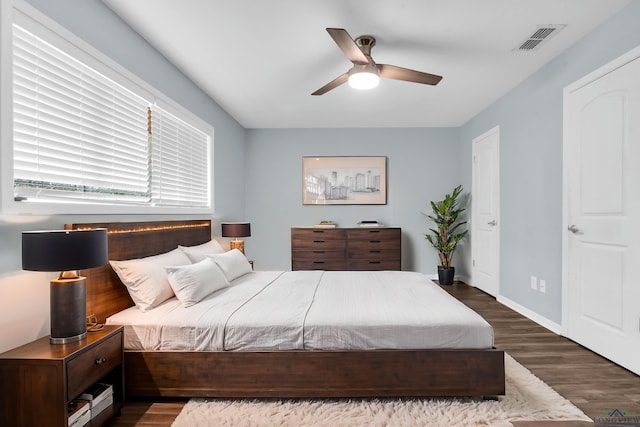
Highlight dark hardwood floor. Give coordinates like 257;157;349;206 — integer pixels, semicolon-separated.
443;282;640;420
107;282;640;426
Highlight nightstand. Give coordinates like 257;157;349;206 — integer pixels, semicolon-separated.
0;325;124;427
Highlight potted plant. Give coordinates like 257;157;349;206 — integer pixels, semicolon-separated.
424;185;468;285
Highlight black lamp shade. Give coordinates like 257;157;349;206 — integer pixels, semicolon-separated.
21;228;108;344
221;222;251;238
22;228;108;272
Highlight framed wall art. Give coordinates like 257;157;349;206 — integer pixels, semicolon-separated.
302;156;387;205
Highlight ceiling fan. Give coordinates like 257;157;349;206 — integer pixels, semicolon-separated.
312;28;443;96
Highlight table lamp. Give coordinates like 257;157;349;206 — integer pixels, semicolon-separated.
221;222;251;255
22;228;108;344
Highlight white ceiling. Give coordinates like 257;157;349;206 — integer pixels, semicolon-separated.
102;0;630;128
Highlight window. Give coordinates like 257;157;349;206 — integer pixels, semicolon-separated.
150;107;210;207
5;9;212;213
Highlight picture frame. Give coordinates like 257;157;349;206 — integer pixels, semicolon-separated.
302;156;387;205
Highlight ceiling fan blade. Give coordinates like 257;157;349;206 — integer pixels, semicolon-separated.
326;28;369;64
311;73;349;96
378;64;443;86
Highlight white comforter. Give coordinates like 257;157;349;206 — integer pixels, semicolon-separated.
106;270;494;351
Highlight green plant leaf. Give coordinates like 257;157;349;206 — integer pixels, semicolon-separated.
423;185;468;269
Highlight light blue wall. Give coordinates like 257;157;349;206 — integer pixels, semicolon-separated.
244;128;464;273
459;0;640;324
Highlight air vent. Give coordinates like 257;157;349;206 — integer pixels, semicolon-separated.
515;25;565;51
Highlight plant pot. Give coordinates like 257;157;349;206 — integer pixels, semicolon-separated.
437;266;455;285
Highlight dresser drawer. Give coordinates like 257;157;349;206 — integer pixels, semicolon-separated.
347;248;400;260
348;238;400;251
292;238;346;251
292;228;346;240
67;331;122;400
348;259;402;271
293;249;346;260
292;259;348;270
345;228;400;241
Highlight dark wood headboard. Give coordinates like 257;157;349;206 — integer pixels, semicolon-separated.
65;220;212;323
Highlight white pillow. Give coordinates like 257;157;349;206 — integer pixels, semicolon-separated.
110;248;192;312
207;249;253;281
179;240;225;263
165;258;229;307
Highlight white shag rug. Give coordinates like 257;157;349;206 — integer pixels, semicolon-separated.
172;354;591;427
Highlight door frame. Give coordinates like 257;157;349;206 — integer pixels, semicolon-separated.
471;125;500;297
561;44;640;335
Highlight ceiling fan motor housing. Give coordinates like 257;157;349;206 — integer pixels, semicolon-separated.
354;36;376;58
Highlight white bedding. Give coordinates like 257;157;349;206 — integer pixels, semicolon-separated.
106;270;494;351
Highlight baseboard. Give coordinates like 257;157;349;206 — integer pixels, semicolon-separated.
497;295;563;335
457;275;471;284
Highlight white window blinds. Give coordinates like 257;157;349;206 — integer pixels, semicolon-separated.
12;23;211;209
13;24;150;203
150;107;210;207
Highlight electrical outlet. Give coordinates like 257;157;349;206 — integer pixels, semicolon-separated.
539;279;546;293
530;275;537;290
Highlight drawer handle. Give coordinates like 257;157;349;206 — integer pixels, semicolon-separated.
370;240;381;243
313;250;326;253
95;357;107;365
369;261;381;264
313;240;325;243
370;250;381;253
368;230;381;233
313;261;325;264
312;230;325;233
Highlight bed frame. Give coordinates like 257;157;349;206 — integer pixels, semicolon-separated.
67;220;505;399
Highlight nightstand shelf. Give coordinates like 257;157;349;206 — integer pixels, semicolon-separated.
0;325;124;427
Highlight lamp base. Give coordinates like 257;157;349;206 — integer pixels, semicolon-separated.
50;331;87;345
230;239;245;254
50;277;87;345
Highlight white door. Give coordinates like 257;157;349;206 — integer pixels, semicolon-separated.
563;50;640;375
472;126;500;297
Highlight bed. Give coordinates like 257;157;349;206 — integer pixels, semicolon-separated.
67;220;505;399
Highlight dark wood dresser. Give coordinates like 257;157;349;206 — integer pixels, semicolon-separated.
291;227;401;271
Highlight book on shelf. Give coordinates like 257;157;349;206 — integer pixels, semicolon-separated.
357;220;383;227
314;221;336;228
68;399;90;427
79;383;113;419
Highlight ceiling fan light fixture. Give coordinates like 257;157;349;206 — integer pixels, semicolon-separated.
312;28;442;96
348;64;379;90
348;72;379;90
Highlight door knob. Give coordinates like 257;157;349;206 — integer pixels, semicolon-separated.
567;224;582;234
487;220;497;226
